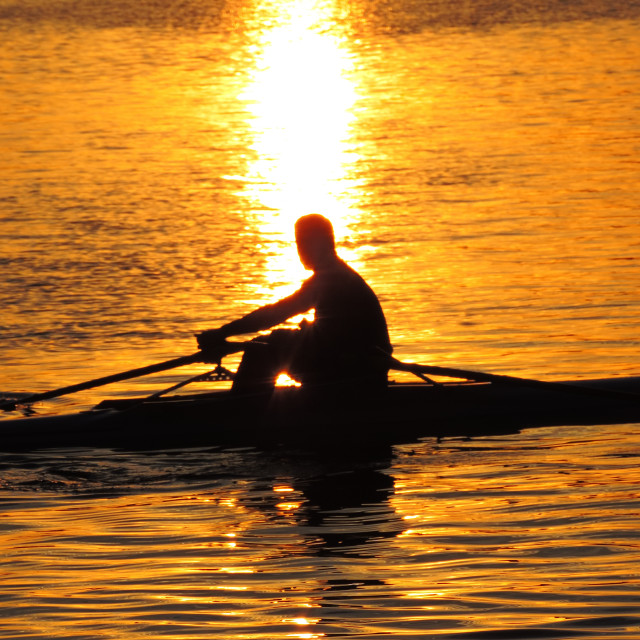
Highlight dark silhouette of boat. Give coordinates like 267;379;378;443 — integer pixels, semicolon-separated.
2;376;639;451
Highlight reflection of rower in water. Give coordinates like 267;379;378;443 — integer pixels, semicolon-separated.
197;214;393;397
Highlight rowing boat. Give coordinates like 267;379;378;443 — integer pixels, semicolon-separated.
2;376;640;451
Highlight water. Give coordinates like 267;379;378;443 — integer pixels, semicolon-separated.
1;426;640;638
1;0;640;637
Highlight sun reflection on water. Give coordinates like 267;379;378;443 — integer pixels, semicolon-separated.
239;0;364;298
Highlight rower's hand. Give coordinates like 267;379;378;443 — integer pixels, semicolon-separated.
196;328;227;362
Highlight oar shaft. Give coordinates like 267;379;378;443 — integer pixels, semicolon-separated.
0;353;204;410
2;339;250;411
390;358;640;402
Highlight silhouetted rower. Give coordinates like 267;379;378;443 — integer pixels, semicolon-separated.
197;214;392;396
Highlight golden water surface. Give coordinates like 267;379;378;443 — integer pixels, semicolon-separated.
1;0;639;410
1;1;640;637
1;425;640;638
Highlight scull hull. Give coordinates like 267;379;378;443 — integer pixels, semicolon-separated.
2;377;640;451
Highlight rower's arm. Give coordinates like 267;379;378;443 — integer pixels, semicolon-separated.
220;284;314;337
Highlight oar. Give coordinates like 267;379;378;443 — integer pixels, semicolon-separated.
0;340;247;411
0;353;203;411
389;357;640;402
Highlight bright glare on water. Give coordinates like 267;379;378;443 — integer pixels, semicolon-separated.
0;0;640;637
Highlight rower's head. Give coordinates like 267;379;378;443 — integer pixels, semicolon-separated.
295;214;337;270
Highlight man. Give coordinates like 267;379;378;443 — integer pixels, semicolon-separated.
197;214;392;396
